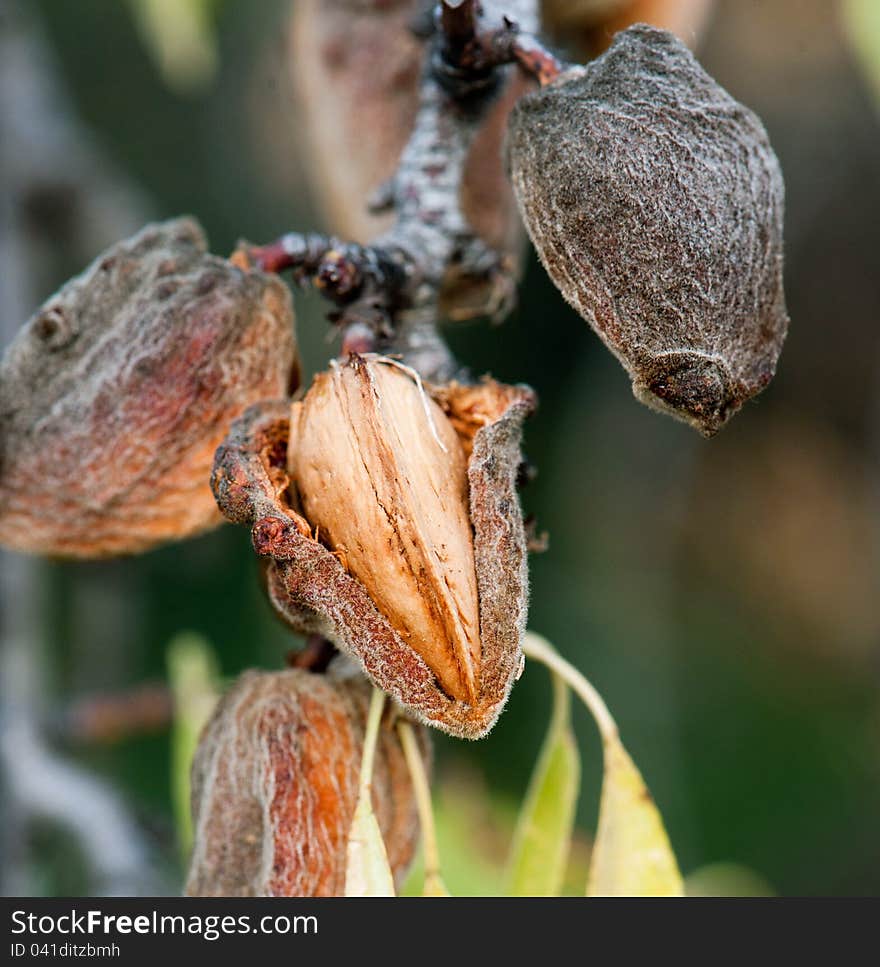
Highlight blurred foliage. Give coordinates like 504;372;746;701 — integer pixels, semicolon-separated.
128;0;223;95
166;633;221;856
685;862;775;898
842;0;880;107
11;0;880;896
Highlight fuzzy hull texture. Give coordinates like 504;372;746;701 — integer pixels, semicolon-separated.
211;372;535;739
0;217;297;557
507;24;788;435
186;664;427;897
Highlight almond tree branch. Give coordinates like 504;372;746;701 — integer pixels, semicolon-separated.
434;0;563;92
439;0;479;49
243;0;562;381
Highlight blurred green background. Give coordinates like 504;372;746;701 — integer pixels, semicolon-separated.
1;0;878;896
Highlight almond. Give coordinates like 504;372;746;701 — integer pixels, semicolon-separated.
289;356;481;704
0;217;298;557
185;663;427;897
506;25;787;435
210;378;536;738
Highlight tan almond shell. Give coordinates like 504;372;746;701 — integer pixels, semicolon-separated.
289;359;482;704
211;376;535;739
185;663;427;897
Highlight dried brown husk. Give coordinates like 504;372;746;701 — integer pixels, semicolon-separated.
506;24;788;436
0;217;298;557
211;365;536;739
185;663;427;897
289;0;526;319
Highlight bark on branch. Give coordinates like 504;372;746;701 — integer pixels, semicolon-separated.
242;1;562;381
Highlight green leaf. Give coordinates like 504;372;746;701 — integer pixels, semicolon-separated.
842;0;880;107
504;670;580;896
166;632;221;858
521;631;683;898
587;735;684;897
128;0;220;95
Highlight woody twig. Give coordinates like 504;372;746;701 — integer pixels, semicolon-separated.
239;1;561;381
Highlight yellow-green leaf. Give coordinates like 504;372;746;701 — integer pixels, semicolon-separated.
344;688;395;897
128;0;219;95
521;632;683;899
344;796;396;897
587;736;684;897
842;0;880;107
504;671;580;896
166;632;220;857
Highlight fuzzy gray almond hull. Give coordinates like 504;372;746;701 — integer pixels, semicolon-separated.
0;217;298;557
506;24;789;436
210;384;535;739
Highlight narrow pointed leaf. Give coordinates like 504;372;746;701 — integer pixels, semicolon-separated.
345;688;395;897
344;796;396;897
505;671;580;896
587;737;684;897
166;632;220;856
522;632;683;899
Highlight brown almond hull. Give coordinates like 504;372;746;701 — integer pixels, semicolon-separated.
211;379;535;739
